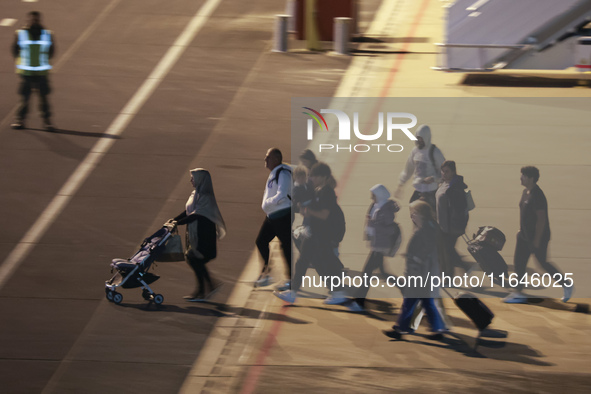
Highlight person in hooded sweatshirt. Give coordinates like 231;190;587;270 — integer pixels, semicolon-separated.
395;125;445;209
349;184;401;312
435;160;472;274
172;169;226;302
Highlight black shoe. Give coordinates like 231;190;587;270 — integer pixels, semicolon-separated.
183;291;205;302
11;120;25;130
43;119;56;132
427;332;444;341
383;329;402;340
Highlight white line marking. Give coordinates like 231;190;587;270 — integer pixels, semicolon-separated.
0;18;17;27
22;0;38;3
0;0;223;290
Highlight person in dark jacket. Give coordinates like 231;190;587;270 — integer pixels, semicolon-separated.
172;168;226;301
435;160;471;274
274;163;346;305
383;200;446;340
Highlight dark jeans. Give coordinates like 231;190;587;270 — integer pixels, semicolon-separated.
438;232;470;274
513;233;562;291
17;75;52;120
293;236;344;292
256;212;292;276
410;190;436;210
395;298;445;333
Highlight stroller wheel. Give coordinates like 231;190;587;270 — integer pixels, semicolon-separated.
113;292;123;304
153;294;164;305
106;290;115;302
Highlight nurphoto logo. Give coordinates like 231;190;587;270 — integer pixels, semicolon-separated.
302;107;418;153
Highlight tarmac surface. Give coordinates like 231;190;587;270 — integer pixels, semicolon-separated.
0;0;590;393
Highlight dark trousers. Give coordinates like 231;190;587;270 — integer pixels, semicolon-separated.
17;75;52;120
396;298;445;333
410;190;436;210
293;236;343;291
256;213;292;276
355;251;385;306
185;249;213;295
513;233;562;291
184;217;217;295
438;232;470;274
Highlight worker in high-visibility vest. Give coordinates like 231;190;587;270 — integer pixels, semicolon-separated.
11;11;56;131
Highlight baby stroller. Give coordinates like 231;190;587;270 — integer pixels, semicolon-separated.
105;222;177;306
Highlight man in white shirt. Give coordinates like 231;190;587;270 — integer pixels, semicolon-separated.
255;148;292;290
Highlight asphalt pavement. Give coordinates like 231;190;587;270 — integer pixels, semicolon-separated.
1;0;590;393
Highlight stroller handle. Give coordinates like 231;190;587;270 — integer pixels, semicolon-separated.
164;220;177;232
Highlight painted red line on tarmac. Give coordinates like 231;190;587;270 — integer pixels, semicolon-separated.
239;305;287;394
239;1;432;392
338;0;431;196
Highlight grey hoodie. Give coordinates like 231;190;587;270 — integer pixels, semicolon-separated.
399;125;445;193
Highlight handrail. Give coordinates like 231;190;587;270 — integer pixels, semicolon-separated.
434;43;533;71
435;43;529;49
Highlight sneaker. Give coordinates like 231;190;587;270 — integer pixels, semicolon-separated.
273;290;296;304
183;293;205;302
11;120;25;130
346;300;364;312
43;118;55;132
562;285;574;303
382;329;402;340
254;274;272;288
323;291;348;305
275;280;291;292
502;291;528;304
427;332;444;341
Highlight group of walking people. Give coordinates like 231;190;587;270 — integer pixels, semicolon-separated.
168;123;572;342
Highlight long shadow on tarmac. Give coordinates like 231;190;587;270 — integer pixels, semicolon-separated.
25;127;122;139
114;301;310;325
408;331;555;367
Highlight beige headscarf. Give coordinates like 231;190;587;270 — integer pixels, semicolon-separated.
185;168;227;240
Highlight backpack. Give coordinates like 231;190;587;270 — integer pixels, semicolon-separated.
473;226;506;251
428;144;438;175
270;166;292;200
328;203;346;244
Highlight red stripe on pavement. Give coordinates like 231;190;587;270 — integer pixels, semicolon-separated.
239;306;287;394
338;0;431;195
239;0;432;392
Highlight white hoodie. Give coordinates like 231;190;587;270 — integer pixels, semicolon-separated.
399;125;445;193
262;164;292;217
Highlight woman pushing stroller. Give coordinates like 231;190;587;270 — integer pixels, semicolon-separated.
171;168;226;302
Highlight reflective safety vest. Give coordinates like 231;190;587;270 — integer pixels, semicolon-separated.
16;29;53;74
